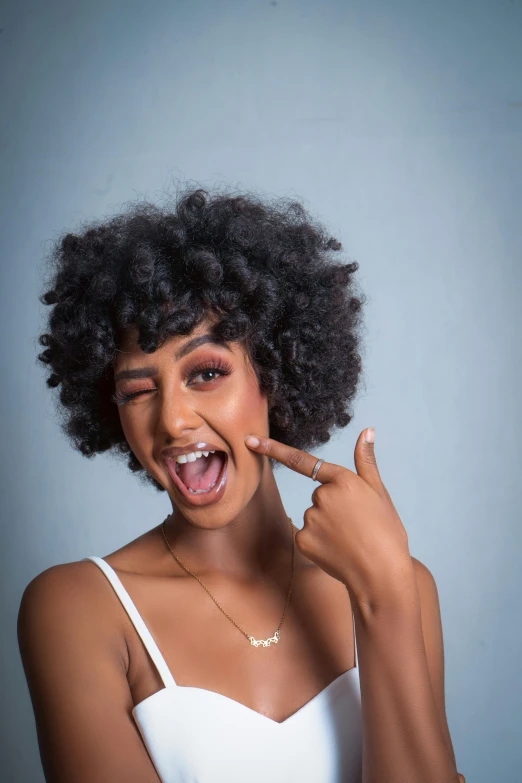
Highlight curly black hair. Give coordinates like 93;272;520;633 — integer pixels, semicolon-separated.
37;186;366;492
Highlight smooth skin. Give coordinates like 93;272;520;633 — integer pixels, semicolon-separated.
18;319;464;782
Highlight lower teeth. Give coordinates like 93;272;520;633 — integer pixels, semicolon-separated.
188;481;217;494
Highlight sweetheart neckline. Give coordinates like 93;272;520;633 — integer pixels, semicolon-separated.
132;665;359;726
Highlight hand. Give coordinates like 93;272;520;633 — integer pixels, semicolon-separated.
245;429;416;613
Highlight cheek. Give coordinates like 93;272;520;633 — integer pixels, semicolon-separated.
214;374;269;435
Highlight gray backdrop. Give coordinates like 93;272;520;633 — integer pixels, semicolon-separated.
1;0;521;780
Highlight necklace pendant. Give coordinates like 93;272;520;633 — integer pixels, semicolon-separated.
248;630;280;647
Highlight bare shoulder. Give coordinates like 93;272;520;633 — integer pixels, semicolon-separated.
410;554;437;583
410;555;444;616
409;556;464;778
17;558;162;781
18;558;128;674
20;558;115;618
17;523;167;674
409;555;445;655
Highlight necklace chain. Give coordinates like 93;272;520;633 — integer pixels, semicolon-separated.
161;515;296;647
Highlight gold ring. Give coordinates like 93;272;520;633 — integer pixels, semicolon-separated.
311;458;324;481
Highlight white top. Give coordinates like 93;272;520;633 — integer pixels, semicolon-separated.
84;555;363;782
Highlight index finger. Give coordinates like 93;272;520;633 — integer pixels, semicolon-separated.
244;435;344;483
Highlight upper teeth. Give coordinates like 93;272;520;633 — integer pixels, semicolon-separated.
170;450;216;464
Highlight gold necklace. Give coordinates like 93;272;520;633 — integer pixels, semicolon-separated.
161;515;296;647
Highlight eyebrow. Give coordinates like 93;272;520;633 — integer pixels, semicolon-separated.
113;334;232;383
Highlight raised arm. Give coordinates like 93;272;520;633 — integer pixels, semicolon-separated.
245;430;465;782
17;562;161;783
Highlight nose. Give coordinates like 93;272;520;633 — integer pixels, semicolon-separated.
155;387;203;442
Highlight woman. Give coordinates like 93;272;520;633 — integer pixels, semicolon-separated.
18;188;465;782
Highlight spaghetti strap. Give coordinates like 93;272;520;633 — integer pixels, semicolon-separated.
352;609;359;670
84;556;176;688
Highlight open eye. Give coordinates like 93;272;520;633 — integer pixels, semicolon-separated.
189;368;225;384
186;359;232;386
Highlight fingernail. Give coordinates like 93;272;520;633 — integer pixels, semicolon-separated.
364;427;375;444
245;435;260;447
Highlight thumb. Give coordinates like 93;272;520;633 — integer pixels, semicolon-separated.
354;428;386;497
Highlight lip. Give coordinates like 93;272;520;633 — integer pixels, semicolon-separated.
160;442;227;460
161;447;229;507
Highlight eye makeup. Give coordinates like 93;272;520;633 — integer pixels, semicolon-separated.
111;355;233;406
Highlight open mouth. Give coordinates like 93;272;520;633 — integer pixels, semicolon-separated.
165;450;229;506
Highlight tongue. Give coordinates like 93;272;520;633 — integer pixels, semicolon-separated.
177;453;225;491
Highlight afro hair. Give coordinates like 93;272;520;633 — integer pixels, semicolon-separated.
37;186;366;492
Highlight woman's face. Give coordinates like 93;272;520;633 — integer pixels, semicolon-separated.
112;318;271;529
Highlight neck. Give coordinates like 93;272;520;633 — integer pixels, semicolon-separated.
163;467;295;581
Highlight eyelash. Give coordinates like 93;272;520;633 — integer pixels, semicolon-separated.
111;359;232;406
